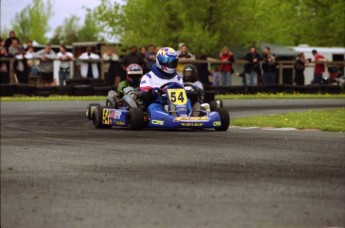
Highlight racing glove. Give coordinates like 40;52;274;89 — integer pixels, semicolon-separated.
141;90;154;105
152;87;163;98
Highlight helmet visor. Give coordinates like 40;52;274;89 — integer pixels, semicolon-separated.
184;70;193;77
165;59;178;69
128;73;142;85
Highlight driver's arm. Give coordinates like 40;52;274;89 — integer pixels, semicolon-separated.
140;74;155;105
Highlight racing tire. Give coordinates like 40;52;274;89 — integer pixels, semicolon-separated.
210;100;219;112
215;108;230;131
92;106;112;129
217;100;223;108
127;107;144;130
86;103;100;120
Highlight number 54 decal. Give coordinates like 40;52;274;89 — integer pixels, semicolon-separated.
167;88;187;105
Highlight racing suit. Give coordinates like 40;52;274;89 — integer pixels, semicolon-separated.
140;64;192;116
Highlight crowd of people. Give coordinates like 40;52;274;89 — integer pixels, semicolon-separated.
1;30;336;88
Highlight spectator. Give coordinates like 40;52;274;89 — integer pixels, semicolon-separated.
103;49;119;76
244;47;262;86
25;46;39;79
311;49;327;84
262;47;277;85
294;53;309;86
121;45;145;69
79;47;100;79
25;40;33;51
57;45;75;86
212;66;221;86
35;44;56;86
139;45;148;72
176;43;195;58
5;31;20;52
145;44;156;72
103;48;120;87
0;46;11;84
13;47;29;84
0;38;5;49
176;43;195;75
219;47;235;86
327;65;341;83
8;38;20;56
196;54;211;86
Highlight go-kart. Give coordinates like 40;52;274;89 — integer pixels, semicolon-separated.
183;82;223;111
86;82;230;131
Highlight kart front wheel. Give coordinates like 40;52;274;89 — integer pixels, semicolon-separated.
86;103;100;120
92;106;112;129
127;108;144;130
210;100;219;112
215;108;230;131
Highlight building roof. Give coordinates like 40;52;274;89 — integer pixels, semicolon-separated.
259;42;298;57
292;45;345;54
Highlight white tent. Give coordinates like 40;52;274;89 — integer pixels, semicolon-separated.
291;45;345;84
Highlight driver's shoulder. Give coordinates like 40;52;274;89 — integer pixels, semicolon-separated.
143;71;154;79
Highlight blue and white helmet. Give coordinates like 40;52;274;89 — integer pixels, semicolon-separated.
156;47;178;74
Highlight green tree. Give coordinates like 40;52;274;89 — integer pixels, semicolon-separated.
49;9;103;45
12;0;53;44
50;15;80;45
232;0;345;47
94;0;345;55
1;26;11;40
94;0;233;54
78;9;103;42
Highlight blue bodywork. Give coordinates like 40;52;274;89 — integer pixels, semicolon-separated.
148;110;221;129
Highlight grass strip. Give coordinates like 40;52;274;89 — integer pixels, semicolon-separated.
231;108;345;132
0;96;105;102
216;93;345;100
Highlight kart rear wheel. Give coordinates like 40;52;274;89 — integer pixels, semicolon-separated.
86;103;100;120
217;100;223;108
215;108;230;131
92;106;112;129
127;107;144;130
210;100;219;112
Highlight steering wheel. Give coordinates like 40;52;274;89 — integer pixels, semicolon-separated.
159;82;177;89
156;82;181;97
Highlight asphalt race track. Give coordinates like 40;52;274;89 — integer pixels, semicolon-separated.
1;99;345;228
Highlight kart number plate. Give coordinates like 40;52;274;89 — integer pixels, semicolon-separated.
102;109;110;124
167;88;187;105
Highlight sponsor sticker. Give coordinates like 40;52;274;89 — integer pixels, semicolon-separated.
109;110;122;120
181;123;203;127
152;120;164;125
213;121;221;126
174;116;209;122
115;121;125;125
